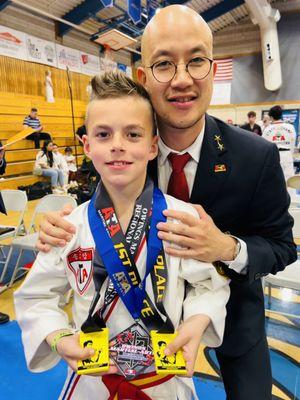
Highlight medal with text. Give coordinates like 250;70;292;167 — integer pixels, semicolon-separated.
77;329;109;375
109;322;154;379
151;331;187;375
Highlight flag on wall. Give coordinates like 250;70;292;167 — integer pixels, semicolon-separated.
214;58;233;82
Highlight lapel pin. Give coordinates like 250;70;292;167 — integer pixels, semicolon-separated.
214;164;227;173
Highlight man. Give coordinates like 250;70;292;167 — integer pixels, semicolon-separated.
0;141;10;324
37;6;296;400
23;108;51;149
263;105;297;181
241;111;262;136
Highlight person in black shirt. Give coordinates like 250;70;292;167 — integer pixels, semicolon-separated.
241;111;262;136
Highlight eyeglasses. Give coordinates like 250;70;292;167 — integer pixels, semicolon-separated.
146;57;214;83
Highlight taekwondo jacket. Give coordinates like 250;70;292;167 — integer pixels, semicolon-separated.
14;194;230;400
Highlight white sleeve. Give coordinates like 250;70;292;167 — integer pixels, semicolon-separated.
179;258;230;348
14;248;71;372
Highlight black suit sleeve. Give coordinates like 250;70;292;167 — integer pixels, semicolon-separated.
238;144;296;284
0;141;6;175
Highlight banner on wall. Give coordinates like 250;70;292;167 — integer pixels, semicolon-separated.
99;57;118;73
0;25;27;61
26;34;57;67
80;52;100;76
211;82;231;105
128;0;141;24
147;0;159;21
56;44;81;73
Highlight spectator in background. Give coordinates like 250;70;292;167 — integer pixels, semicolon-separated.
52;143;69;185
34;140;66;194
0;140;6;179
45;70;55;103
23;108;51;149
241;111;262;136
64;146;78;187
263;105;297;182
261;114;271;133
0;141;9;324
75;125;86;145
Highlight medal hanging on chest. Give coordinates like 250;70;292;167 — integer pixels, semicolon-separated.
87;177;187;377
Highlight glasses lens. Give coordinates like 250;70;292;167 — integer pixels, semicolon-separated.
187;58;211;80
152;61;176;83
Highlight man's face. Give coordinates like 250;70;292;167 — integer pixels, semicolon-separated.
30;111;38;119
83;97;157;193
138;7;216;134
249;115;256;124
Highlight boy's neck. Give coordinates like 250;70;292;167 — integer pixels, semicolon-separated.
103;179;145;233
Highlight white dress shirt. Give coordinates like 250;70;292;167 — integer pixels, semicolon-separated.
157;123;248;274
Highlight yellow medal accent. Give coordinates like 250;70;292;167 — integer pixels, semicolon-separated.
77;329;109;375
151;331;187;375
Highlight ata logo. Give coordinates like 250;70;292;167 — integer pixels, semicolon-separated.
67;247;94;295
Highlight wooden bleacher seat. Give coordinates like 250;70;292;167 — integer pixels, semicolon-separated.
0;92;86;189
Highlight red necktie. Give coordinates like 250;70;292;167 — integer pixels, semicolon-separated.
167;152;191;202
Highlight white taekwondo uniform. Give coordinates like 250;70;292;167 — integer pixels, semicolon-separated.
14;195;230;400
263;121;297;181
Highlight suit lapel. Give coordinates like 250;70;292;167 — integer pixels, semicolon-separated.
190;114;231;210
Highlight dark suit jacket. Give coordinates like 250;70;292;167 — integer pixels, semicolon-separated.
148;114;296;357
241;122;262;136
0;140;6;214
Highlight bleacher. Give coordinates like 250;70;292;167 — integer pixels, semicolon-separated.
0;92;86;189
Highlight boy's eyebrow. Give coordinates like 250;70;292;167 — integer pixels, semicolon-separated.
91;124;146;132
126;124;146;132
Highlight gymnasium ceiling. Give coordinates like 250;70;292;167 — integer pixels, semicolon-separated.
0;0;300;53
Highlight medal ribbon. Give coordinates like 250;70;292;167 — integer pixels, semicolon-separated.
86;177;174;333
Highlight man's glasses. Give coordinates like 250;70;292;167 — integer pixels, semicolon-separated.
146;57;214;83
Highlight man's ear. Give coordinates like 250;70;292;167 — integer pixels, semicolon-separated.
212;61;217;78
82;135;91;158
137;66;147;86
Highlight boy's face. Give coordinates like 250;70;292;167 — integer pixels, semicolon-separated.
83;96;158;192
52;145;58;153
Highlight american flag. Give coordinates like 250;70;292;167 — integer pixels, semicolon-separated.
214;58;233;82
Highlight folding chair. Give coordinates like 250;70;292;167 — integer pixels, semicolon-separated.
264;207;300;319
0;190;28;284
8;194;77;287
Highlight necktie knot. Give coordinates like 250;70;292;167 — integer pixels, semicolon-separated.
168;152;191;173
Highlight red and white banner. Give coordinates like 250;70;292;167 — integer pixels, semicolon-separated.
214;58;233;82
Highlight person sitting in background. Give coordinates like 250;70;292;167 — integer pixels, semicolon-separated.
241;111;262;136
261;115;271;133
64;146;78;187
0;140;6;179
23;108;51;149
263;105;297;182
34;140;66;194
0;142;10;324
52;143;69;186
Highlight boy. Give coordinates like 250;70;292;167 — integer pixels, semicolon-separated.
15;71;229;400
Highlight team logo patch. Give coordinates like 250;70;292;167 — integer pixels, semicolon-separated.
67;247;94;295
214;164;227;173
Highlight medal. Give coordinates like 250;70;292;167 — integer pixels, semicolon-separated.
77;328;109;375
151;330;187;375
109;322;154;380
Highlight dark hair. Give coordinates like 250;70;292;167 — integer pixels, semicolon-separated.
83;340;93;347
247;111;256;118
52;143;58;147
158;341;167;346
269;105;282;120
65;146;72;153
41;140;53;167
87;71;156;135
76;125;86;139
31;108;38;112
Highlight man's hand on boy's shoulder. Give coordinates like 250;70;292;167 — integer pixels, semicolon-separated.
157;204;236;263
164;314;210;377
37;204;76;252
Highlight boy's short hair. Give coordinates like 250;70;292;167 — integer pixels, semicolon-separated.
65;146;72;153
31;108;38;112
247;111;256;118
87;71;156;134
269;105;282;120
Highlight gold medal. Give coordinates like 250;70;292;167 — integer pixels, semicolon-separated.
77;329;109;375
151;330;187;375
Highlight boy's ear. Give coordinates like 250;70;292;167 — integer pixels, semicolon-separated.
149;135;158;161
82;135;91;158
